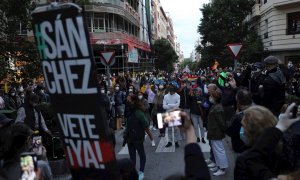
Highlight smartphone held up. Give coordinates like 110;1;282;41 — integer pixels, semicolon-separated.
291;102;300;135
20;152;38;180
157;110;182;129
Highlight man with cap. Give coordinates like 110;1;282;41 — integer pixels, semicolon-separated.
262;56;286;116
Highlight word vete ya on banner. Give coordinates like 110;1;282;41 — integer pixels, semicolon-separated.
31;3;118;179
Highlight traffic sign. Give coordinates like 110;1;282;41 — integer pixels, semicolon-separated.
99;51;116;66
226;43;243;59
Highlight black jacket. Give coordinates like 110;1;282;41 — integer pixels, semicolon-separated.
263;68;286;116
234;127;292;180
179;87;191;109
225;112;249;153
185;143;211;180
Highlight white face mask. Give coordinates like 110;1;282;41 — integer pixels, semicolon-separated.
20;94;25;98
138;95;143;100
107;91;111;94
11;93;16;96
159;85;164;89
100;90;105;94
40;90;44;94
115;87;120;91
237;73;241;76
129;89;133;93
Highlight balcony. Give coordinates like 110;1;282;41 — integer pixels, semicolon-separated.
274;0;300;9
125;1;140;22
90;31;150;51
243;4;261;24
84;4;139;27
252;4;261;18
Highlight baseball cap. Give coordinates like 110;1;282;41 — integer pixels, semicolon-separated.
264;56;279;65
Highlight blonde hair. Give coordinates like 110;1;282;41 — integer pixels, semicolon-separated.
242;105;277;146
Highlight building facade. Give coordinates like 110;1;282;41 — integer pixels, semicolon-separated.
246;0;300;64
84;0;152;73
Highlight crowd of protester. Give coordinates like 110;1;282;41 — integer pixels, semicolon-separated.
1;55;300;179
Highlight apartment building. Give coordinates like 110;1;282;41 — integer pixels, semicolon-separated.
83;0;152;72
150;0;168;39
166;12;175;48
246;0;300;64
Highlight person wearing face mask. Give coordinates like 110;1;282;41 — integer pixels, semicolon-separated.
18;91;26;104
137;92;151;122
262;56;286;116
114;84;126;127
107;88;116;130
145;84;157;130
234;105;285;180
225;90;253;158
15;94;51;136
153;83;167;137
4;88;21;111
249;62;266;105
206;88;229;176
163;85;181;148
36;85;50;103
100;87;111;116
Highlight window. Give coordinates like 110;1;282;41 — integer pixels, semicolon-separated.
264;0;267;4
287;12;300;35
93;18;105;32
264;19;268;39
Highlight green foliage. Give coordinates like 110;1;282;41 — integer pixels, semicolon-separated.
179;58;199;72
0;0;42;82
197;0;263;67
153;38;178;72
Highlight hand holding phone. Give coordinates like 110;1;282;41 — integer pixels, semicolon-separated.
277;103;300;134
157;110;182;129
291;102;300;135
20;152;37;180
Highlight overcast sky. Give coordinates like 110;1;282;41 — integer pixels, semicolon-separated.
160;0;210;58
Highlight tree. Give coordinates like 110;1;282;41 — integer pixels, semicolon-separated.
179;58;198;72
0;0;41;83
197;0;263;68
153;38;178;72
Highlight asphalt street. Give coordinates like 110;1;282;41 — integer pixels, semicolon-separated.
115;127;235;180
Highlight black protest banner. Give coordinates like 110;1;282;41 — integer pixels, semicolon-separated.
31;3;118;179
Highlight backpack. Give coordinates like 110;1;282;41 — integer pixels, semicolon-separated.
126;111;145;143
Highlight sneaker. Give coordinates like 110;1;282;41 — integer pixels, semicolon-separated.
175;142;180;148
138;171;144;180
201;138;206;144
151;140;156;147
205;159;212;164
209;166;219;172
213;169;226;176
165;142;172;148
152;127;157;131
207;162;216;168
197;137;200;142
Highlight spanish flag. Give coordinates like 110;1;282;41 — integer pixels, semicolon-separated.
212;60;219;70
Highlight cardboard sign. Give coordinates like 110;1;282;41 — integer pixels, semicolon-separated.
31;3;118;179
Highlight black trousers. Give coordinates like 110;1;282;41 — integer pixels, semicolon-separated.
127;142;146;172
